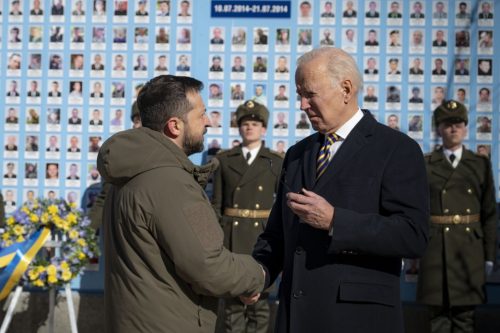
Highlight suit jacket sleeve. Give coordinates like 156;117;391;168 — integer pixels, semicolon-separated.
480;156;498;262
329;137;430;259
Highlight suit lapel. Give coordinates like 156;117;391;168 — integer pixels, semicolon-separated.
314;113;372;192
429;149;455;181
238;147;271;187
227;147;248;177
301;133;322;191
453;149;478;181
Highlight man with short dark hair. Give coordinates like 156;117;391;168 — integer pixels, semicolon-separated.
97;75;265;332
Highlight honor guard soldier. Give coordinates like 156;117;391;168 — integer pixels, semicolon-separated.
212;100;283;333
417;100;498;333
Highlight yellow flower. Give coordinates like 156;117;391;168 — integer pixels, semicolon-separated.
77;239;87;247
28;270;40;281
69;202;77;209
66;213;77;225
4;240;13;247
60;261;70;271
16;235;25;243
13;225;25;236
46;265;57;276
41;213;49;224
33;279;45;287
53;216;63;229
48;205;59;215
61;270;72;281
2;232;10;240
48;275;58;284
30;214;39;223
77;251;86;260
36;265;46;273
68;230;79;240
21;207;30;214
6;217;15;225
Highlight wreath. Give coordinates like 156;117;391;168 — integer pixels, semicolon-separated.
0;198;100;294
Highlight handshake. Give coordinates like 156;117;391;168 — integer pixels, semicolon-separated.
240;264;266;304
240;293;261;305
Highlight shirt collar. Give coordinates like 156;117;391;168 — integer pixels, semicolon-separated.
242;142;262;164
334;108;364;140
443;146;463;165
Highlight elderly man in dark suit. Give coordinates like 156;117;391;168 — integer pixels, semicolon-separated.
249;47;430;333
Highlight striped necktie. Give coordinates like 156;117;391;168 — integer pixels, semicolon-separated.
316;133;341;179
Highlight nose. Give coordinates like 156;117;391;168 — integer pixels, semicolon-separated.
203;114;211;127
300;96;310;111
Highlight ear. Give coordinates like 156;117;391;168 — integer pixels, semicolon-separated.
164;117;183;138
341;79;354;104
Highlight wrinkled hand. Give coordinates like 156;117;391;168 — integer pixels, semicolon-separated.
240;293;260;305
286;189;334;231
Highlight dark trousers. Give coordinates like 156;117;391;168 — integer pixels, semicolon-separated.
429;305;475;333
224;297;270;333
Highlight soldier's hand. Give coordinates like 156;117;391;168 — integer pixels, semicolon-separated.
286;189;334;231
240;293;260;305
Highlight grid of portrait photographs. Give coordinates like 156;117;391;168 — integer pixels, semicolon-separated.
1;0;499;216
1;0;195;214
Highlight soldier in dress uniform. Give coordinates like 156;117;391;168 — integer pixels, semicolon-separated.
212;100;283;333
417;100;498;333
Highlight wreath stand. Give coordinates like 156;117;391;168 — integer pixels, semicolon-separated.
0;240;78;333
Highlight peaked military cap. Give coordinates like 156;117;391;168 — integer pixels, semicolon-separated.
434;99;468;126
236;100;269;127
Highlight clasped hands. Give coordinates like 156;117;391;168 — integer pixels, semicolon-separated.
240;190;333;305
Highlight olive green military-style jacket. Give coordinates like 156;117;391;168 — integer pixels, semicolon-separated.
212;146;283;254
417;148;497;306
97;127;265;333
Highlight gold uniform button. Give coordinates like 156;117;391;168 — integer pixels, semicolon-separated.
233;204;239;208
468;189;472;194
444;209;449;213
254;222;259;227
466;208;471;213
234;221;239;226
258;186;263;191
445;227;450;232
452;215;461;224
466;227;470;232
236;187;241;191
255;204;260;209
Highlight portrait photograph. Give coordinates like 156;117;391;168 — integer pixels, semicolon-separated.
231;27;247;52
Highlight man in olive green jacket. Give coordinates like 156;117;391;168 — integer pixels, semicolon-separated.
212;100;283;333
97;75;265;333
417;100;497;333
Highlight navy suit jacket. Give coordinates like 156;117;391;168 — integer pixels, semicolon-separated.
253;111;429;333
